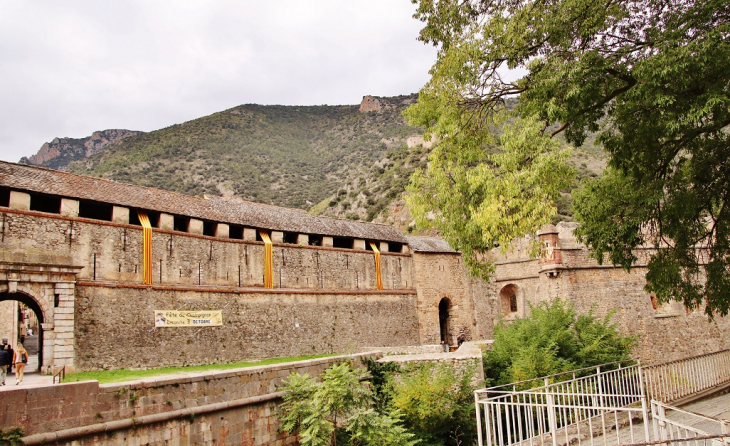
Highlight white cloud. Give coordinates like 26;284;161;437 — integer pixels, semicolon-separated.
0;0;436;161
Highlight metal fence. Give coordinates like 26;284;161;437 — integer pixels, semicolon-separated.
475;362;651;446
621;435;730;446
651;400;729;446
643;349;730;404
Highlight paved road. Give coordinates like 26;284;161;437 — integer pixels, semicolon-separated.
0;335;53;389
0;348;54;389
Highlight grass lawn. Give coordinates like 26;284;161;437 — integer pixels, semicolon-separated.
65;354;336;384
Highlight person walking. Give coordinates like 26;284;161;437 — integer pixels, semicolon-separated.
0;346;9;385
6;344;13;375
12;344;28;385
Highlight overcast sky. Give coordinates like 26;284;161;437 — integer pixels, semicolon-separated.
0;1;437;162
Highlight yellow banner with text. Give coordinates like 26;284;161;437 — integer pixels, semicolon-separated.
154;310;223;327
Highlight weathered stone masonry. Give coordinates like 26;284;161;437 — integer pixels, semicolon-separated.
0;353;380;446
0;207;419;371
1;160;729;373
488;223;730;363
0;161;431;372
75;285;418;370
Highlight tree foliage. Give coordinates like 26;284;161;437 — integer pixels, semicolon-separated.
408;0;730;314
278;359;481;446
483;299;636;387
277;361;417;446
388;361;479;446
405;111;573;278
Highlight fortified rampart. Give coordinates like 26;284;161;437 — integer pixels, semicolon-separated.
0;209;413;290
1;353;379;446
74;284;417;370
0;160;422;371
0;160;729;375
489;223;730;363
1;206;418;362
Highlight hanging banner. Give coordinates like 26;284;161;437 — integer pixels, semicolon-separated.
154;310;223;327
138;211;153;285
369;241;383;290
260;230;274;288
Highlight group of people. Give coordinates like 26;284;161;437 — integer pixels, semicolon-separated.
0;338;28;386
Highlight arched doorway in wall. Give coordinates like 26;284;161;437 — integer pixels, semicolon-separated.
499;284;521;318
438;298;451;345
0;291;45;372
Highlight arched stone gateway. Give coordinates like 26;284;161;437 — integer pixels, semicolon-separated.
0;291;45;370
0;251;82;373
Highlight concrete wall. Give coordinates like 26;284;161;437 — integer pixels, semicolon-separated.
1;353;379;446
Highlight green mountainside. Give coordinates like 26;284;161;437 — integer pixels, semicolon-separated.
22;94;607;230
66;95;421;211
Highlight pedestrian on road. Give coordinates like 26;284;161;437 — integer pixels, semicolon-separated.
0;346;9;385
6;344;13;374
12;344;28;385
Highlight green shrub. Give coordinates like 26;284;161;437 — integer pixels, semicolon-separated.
278;361;417;446
388;362;478;446
0;427;23;445
483;299;636;387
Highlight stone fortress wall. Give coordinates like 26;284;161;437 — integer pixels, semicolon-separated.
2;353;380;446
0;300;15;343
0;160;729;373
0;206;420;371
74;285;418;370
489;223;730;363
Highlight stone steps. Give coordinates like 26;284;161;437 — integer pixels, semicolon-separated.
23;335;38;354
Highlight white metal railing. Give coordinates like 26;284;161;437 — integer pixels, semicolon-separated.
623;435;730;446
475;362;651;446
651;400;729;446
643;349;730;404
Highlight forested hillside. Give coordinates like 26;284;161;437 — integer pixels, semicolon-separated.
20;94;607;229
66;95;421;210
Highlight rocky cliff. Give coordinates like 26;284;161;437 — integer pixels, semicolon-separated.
359;95;417;112
19;129;143;169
